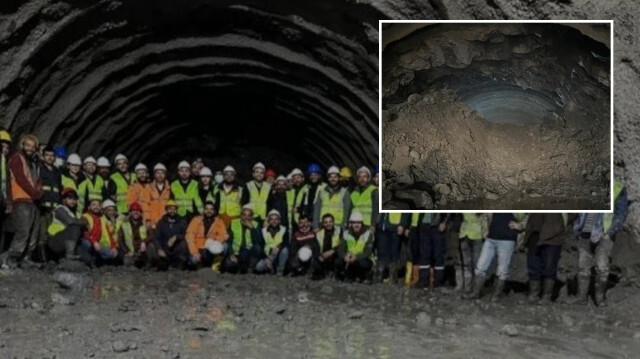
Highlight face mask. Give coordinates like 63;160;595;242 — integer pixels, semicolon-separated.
214;174;223;184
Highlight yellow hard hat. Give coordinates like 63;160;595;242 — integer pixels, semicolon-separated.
165;200;178;209
0;130;11;143
340;166;352;178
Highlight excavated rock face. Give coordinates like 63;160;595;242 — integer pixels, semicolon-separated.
0;0;388;175
382;23;611;210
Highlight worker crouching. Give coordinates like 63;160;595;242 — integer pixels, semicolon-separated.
47;188;85;262
117;202;152;268
256;209;289;276
147;200;188;271
224;206;263;274
77;199;121;266
185;201;229;270
335;212;374;283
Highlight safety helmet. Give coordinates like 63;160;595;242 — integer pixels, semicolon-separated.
114;154;128;163
165;200;178;209
0;130;11;143
67;153;82;166
340;166;352;178
307;163;322;175
177;161;190;170
265;168;276;178
134;163;148;172
129;202;143;213
356;166;371;177
61;187;78;199
205;239;225;255
298;246;313;262
327;166;340;175
290;168;303;177
374;165;379;175
83;156;96;165
223;165;235;174
253;162;266;170
53;145;66;158
200;167;213;177
349;212;364;222
153;163;167;172
102;199;116;209
267;209;281;218
97;157;110;167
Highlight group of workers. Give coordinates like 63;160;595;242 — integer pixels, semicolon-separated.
0;130;629;307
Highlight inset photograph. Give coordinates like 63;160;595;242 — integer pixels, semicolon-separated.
380;21;612;211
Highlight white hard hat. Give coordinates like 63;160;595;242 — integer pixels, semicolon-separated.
102;199;116;209
298;246;312;262
114;154;128;163
356;166;371;177
267;209;281;218
290;168;303;177
67;153;82;166
327;166;340;175
177;161;190;169
275;175;287;183
83;156;96;165
134;163;148;172
200;167;213;177
97;156;110;167
153;163;167;172
242;204;253;211
349;211;364;222
205;239;224;255
253;162;265;170
223;165;235;173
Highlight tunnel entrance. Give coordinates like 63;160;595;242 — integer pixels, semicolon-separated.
381;23;611;210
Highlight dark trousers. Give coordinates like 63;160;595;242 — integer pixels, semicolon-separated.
48;225;82;257
223;246;262;274
335;256;373;281
77;239;124;267
527;244;562;281
310;252;337;277
289;239;318;272
186;249;216;270
7;202;41;260
376;228;400;267
417;225;446;285
147;240;188;270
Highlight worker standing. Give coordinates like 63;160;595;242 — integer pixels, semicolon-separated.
61;154;84;202
127;163;150;210
335;212;374;283
339;166;354;191
185;201;229;270
78;156;104;216
267;176;289;231
244;162;271;226
375;213;409;284
459;213;487;292
349;166;378;227
215;166;244;226
143;163;171;232
303;163;325;221
373;166;379;187
265;168;276;185
170;161;203;222
313;166;350;230
96;157;111;194
108;154;136;215
286;168;308;234
256;209;289;276
36;146;62;262
1;135;43;269
197;167;217;207
225;206;263;274
53;145;66;169
0;129;12;248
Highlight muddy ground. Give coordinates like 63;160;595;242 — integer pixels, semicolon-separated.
1;261;640;359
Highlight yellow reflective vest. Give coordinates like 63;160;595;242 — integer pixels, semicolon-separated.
110;172;137;214
247;181;271;220
171;180;203;217
350;185;375;226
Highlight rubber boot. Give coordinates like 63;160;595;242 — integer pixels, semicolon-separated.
454;267;464;291
419;268;430;289
595;277;608;308
409;265;420;287
527;280;541;304
376;262;386;284
538;278;555;305
565;275;589;305
491;279;506;302
463;275;486;299
463;272;473;293
389;262;398;284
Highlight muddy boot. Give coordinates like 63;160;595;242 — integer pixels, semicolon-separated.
491;279;506;303
538;279;555;305
463;276;486;299
409;265;420;287
375;262;386;284
527;280;541;304
595;277;608;308
565;275;589;305
389;263;398;284
463;272;473;293
454;267;464;291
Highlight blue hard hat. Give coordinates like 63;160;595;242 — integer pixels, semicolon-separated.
307;163;322;174
374;165;379;174
53;145;67;158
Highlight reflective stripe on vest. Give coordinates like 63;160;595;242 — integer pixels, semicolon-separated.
247;181;271;219
230;219;256;254
171;180;201;217
316;227;341;250
350;186;375;226
318;188;347;224
41;185;59;192
261;225;286;255
47;206;76;236
604;181;625;232
219;187;243;217
111;172;136;214
121;220;147;252
286;185;308;225
83;213;116;250
344;229;371;256
61;174;78;191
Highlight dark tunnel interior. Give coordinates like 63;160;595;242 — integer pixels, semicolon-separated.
0;0;381;176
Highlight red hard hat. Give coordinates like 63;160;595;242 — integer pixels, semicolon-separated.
265;168;276;177
61;187;78;199
129;202;143;213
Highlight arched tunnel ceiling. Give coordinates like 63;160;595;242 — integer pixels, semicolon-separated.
0;0;398;172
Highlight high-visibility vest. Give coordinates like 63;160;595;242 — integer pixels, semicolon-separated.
219;186;243;218
247;181;271;220
9;153;37;202
460;213;483;240
145;181;171;226
120;219;147;252
110;172;137;214
316;227;341;250
410;213;420;227
389;213;403;225
230;219;257;255
286;185;308;225
306;182;327;206
171;180;203;217
61;174;79;192
318;187;348;225
262;225;286;255
78;175;104;215
83;213;117;250
344;229;372;256
604;181;625;232
127;182;149;208
350;185;375;226
47;206;76;236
